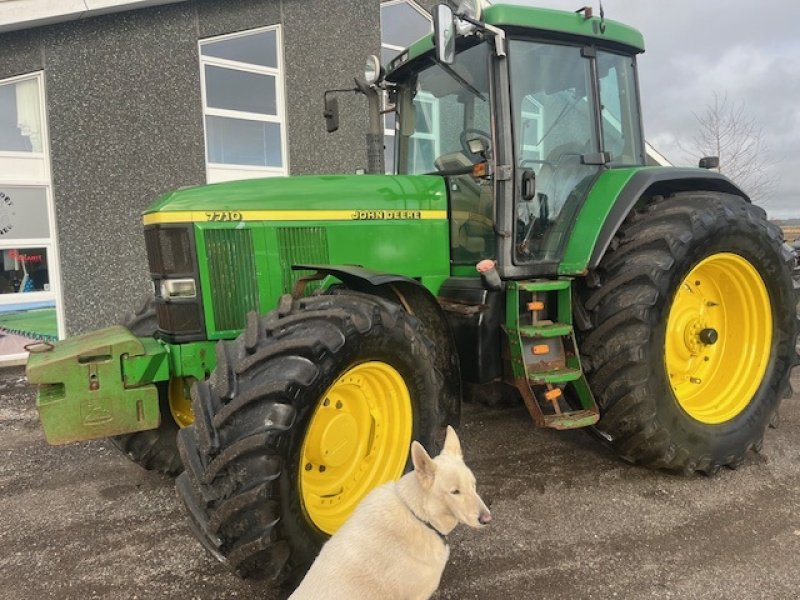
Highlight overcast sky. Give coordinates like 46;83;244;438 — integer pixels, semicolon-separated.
506;0;799;219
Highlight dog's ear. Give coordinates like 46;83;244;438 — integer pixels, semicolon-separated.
442;425;463;459
411;441;436;488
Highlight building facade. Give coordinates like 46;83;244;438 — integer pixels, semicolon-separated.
0;0;434;362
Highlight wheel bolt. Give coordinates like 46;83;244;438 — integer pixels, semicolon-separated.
319;465;326;473
690;377;702;384
335;401;343;409
699;328;718;345
305;463;312;471
323;398;330;407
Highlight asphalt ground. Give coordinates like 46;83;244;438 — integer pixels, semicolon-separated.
2;365;800;600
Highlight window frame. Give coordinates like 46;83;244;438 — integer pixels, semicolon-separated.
199;25;289;183
0;71;64;362
381;0;432;174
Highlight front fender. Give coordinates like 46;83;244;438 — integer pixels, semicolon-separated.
293;264;462;427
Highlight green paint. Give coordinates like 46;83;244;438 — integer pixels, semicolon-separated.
483;4;644;52
167;340;218;381
559;167;645;274
145;174;447;214
27;326;160;444
146;175;453;340
121;337;170;387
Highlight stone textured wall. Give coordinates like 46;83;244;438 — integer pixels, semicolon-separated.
0;0;382;335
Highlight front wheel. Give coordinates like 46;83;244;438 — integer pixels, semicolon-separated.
175;291;444;581
579;192;798;474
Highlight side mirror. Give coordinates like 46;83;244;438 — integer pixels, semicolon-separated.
433;4;456;65
699;156;719;170
323;95;339;133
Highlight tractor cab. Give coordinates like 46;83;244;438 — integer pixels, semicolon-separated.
384;2;646;277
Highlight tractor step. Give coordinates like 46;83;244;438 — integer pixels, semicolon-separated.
543;409;599;430
506;279;599;431
519;322;573;338
516;279;571;292
528;366;582;384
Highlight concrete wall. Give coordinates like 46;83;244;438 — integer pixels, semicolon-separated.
0;0;382;335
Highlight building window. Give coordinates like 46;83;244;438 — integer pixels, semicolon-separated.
0;73;63;362
519;96;544;162
200;26;288;183
381;0;432;173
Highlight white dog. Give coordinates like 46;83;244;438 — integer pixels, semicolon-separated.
289;426;491;600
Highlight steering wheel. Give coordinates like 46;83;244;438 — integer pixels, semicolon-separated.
460;128;492;158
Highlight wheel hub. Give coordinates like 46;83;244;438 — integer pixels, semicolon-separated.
305;410;359;468
665;252;772;424
299;361;413;534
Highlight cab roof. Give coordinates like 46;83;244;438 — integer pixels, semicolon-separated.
386;3;645;79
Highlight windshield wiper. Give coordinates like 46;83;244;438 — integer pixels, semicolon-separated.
439;63;486;102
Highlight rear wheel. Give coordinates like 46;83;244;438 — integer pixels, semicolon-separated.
579;192;798;473
175;291;443;581
109;296;192;475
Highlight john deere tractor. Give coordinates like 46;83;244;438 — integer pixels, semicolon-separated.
27;1;799;585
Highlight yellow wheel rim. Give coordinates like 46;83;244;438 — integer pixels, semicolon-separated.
300;361;413;535
168;377;194;428
665;252;772;424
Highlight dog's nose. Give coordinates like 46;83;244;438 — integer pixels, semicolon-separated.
479;510;492;525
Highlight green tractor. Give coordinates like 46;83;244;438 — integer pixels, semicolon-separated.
27;1;799;585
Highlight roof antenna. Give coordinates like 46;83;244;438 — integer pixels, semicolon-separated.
598;0;606;32
575;6;593;18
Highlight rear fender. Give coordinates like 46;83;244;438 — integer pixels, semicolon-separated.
560;167;749;274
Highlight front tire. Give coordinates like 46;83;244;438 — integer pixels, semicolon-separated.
175;291;444;580
579;192;798;474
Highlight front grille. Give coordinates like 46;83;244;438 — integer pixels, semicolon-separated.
277;227;329;295
145;225;194;276
205;228;260;332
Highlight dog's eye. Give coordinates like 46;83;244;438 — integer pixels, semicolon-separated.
450;489;460;495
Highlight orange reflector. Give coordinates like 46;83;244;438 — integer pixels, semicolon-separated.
545;388;562;401
527;301;544;311
472;162;488;178
532;344;549;355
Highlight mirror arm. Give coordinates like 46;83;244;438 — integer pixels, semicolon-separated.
455;13;507;57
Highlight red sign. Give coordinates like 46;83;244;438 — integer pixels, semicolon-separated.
7;249;43;263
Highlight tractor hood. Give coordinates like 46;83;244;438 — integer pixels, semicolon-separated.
143;174;448;225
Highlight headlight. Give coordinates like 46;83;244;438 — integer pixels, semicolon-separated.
160;278;196;300
364;55;382;85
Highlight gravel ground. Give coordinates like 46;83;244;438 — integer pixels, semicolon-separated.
2;365;800;600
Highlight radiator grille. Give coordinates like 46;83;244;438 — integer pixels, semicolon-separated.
277;227;329;295
204;228;260;331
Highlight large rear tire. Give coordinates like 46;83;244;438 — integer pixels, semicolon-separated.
175;291;444;581
109;296;189;475
579;192;798;474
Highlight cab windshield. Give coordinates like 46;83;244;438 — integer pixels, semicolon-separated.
395;42;495;263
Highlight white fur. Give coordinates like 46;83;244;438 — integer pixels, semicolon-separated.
289;426;491;600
